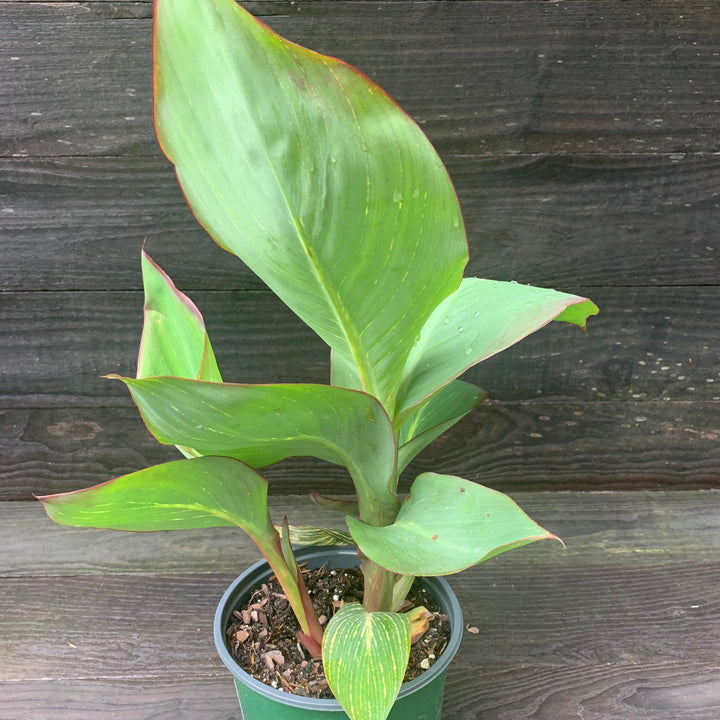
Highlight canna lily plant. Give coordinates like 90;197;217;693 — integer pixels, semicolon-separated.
38;0;598;718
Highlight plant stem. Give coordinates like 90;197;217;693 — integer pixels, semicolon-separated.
360;556;395;612
261;533;324;656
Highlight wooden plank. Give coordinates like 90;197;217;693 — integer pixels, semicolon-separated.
0;572;235;680
4;492;719;577
2;557;718;686
2;286;718;405
461;153;720;288
3;2;720;158
0;289;329;404
2;663;719;720
0;679;240;720
2;493;719;717
443;662;720;720
2;284;718;497
1;2;154;158
2;153;719;291
407;399;720;491
3;398;719;500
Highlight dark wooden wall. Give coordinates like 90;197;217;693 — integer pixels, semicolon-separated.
2;0;719;500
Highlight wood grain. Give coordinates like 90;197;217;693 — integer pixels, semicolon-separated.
2;153;719;292
2;286;718;405
3;399;719;500
3;1;719;718
3;1;720;158
0;679;241;720
2;493;719;718
443;662;720;720
2;665;719;720
2;555;717;681
4;492;719;577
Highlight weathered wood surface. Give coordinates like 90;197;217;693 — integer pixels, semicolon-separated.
2;153;720;291
3;2;718;718
2;1;719;492
4;1;720;157
2;492;719;718
4;286;719;404
3;283;718;497
4;399;720;500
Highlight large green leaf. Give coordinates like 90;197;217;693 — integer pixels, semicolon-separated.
38;456;274;539
111;376;399;525
153;0;468;410
323;603;410;720
347;473;559;576
137;250;221;383
395;278;599;416
396;380;486;472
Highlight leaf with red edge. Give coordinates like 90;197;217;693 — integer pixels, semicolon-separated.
347;472;561;576
137;250;221;383
153;0;468;412
395;278;598;418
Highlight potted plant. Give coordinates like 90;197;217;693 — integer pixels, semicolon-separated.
38;0;598;718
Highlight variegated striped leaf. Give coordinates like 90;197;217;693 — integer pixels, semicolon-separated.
274;525;353;547
323;603;411;720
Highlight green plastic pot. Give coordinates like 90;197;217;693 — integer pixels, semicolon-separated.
214;546;463;720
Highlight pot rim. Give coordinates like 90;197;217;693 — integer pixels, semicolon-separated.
214;545;463;711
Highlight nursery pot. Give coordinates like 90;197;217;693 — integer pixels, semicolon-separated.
214;545;463;720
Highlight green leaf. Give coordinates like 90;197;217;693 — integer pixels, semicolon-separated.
38;456;275;541
112;376;400;525
136;251;222;459
347;473;560;576
39;457;323;645
137;250;221;383
396;380;486;472
323;603;411;720
396;278;598;416
330;350;363;392
554;300;599;327
153;0;468;410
